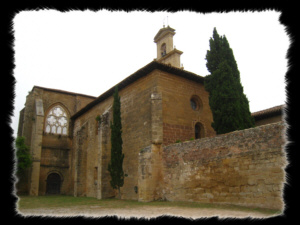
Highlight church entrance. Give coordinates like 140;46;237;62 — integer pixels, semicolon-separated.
46;173;61;195
195;122;204;139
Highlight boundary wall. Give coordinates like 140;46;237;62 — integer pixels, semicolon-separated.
139;122;286;210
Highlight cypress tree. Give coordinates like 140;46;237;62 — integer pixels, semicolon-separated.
205;28;254;134
108;85;124;198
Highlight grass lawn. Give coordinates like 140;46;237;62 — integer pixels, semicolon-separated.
17;195;281;216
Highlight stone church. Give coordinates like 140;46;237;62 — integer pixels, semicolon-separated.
16;26;283;202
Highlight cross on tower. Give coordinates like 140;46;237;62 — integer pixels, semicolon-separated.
163;16;169;27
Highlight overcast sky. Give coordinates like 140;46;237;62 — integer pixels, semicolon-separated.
12;10;289;138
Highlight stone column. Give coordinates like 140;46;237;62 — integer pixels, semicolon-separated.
150;92;164;200
29;99;44;196
96;121;102;199
96;111;110;199
151;93;163;144
73;129;79;197
73;124;88;197
138;93;164;202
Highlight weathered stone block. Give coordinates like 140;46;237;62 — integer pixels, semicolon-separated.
247;177;257;186
160;122;285;210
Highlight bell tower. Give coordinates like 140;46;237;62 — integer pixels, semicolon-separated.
154;25;183;69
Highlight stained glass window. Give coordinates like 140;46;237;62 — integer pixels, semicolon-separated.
45;105;68;135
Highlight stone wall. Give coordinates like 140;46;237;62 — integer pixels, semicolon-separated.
139;122;286;210
158;71;216;145
16;86;96;196
163;123;194;145
138;144;164;202
72;71;161;199
72;97;113;197
28;100;44;196
255;115;282;127
39;135;71;195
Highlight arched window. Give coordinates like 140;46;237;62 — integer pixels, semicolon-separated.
45;105;68;135
195;122;204;139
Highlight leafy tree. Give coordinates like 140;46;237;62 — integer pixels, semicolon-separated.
15;136;32;175
108;86;124;199
205;28;254;134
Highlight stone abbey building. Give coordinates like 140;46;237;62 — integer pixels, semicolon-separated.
16;26;284;206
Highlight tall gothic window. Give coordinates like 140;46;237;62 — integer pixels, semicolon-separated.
45;105;68;135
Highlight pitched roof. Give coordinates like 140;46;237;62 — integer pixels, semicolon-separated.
71;60;205;120
32;86;97;99
251;104;284;120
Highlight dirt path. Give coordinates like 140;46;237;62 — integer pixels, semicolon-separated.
18;205;278;219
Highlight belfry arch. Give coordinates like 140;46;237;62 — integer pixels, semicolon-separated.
161;43;166;56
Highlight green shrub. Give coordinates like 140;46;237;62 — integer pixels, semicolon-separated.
15;136;32;175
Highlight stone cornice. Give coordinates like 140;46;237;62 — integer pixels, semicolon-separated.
157;48;183;63
154;26;176;43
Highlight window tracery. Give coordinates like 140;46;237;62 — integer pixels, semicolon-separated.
45;105;68;135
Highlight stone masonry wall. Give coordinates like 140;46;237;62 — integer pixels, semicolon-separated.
158;71;216;145
72;93;116;199
72;71;160;199
39;135;71;195
255;115;282;127
163;123;194;145
17;86;96;196
139;122;286;210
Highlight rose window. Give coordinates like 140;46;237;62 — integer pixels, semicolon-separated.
45;105;68;135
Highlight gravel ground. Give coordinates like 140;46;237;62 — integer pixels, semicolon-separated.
17;205;278;219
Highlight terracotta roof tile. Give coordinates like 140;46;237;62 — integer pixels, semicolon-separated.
252;105;284;119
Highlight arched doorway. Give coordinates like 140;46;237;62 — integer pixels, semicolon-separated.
195;122;204;139
46;173;61;195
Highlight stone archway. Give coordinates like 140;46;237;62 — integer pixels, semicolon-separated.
46;173;61;195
